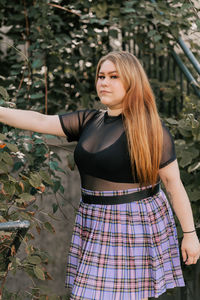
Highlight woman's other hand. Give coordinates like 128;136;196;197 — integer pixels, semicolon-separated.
181;232;200;265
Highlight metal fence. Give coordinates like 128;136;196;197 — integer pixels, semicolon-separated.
121;32;200;117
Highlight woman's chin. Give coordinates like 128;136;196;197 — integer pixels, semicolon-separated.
99;98;123;111
99;99;111;107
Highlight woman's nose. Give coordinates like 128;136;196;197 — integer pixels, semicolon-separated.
101;77;109;86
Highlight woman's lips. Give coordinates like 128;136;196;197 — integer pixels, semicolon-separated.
100;90;111;94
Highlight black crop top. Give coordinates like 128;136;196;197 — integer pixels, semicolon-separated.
59;109;176;190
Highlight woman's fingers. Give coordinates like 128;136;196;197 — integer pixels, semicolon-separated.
184;253;200;265
181;235;200;265
185;256;194;265
182;248;187;263
193;257;198;264
182;247;200;265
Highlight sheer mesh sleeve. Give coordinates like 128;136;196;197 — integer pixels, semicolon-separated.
159;122;176;169
59;109;98;142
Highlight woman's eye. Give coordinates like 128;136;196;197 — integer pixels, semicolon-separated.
98;76;105;79
111;75;118;79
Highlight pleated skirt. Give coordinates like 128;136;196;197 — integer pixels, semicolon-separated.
65;186;185;300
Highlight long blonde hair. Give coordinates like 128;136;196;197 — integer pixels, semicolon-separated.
96;51;163;186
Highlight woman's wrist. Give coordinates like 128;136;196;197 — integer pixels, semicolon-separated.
183;229;197;237
183;229;196;234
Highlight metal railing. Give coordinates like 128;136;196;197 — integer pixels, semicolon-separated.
0;220;30;275
121;30;200;117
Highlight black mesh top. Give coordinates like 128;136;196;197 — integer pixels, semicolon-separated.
59;109;176;190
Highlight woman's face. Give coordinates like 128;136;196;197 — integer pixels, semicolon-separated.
96;60;126;112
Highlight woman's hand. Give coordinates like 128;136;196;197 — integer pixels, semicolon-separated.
181;232;200;265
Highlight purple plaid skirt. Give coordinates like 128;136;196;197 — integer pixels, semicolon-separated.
65;186;185;299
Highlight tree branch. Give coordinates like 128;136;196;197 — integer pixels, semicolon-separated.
48;3;81;17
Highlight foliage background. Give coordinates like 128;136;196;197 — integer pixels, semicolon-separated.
0;0;200;299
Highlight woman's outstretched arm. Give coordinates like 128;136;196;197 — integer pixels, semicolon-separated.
159;160;200;265
0;106;65;136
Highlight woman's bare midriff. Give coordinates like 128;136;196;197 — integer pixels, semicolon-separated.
81;175;148;191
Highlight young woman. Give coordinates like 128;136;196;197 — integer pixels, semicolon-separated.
0;51;199;300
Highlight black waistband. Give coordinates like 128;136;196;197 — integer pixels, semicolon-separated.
81;183;160;205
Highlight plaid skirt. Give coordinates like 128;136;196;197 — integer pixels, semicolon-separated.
65;186;185;300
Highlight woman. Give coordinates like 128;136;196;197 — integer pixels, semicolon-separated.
0;51;199;300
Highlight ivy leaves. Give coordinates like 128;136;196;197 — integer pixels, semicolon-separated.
165;100;200;204
0;102;65;298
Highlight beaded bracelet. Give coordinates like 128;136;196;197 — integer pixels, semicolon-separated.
183;229;196;234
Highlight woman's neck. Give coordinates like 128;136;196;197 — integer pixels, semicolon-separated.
107;108;122;116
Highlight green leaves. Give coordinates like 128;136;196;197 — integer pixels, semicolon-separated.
178;149;199;168
0;86;9;102
177;113;200;141
1;152;13;165
49;160;65;173
29;173;42;188
0;133;6;140
0;125;63;296
32;59;43;69
79;44;93;58
16;193;35;204
30;93;44;100
33;265;45;280
44;221;55;233
188;162;200;173
6;143;18;152
165;97;200;215
175;128;199;169
196;19;200;31
188;190;200;202
91;1;108;18
39;170;53;185
3;182;15;196
27;255;42;265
